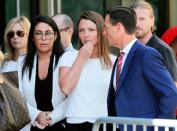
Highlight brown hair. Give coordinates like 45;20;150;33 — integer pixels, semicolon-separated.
77;11;112;69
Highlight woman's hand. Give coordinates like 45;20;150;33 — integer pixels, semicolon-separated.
35;111;52;129
79;42;94;60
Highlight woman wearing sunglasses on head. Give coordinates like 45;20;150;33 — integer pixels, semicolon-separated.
19;15;67;131
0;16;30;72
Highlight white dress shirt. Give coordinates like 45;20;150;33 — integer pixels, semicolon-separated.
113;38;137;90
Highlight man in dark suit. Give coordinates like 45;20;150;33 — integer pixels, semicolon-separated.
130;1;177;86
103;6;177;129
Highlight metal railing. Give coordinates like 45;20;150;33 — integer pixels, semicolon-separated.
92;117;177;131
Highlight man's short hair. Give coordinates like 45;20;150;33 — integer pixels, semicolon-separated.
106;6;137;34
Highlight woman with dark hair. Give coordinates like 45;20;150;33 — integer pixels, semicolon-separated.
59;11;116;131
19;15;67;131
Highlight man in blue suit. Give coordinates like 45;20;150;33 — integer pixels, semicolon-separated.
104;6;177;125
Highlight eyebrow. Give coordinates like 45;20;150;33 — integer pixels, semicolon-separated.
34;29;52;32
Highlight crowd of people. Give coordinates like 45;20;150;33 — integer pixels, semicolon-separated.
0;0;177;131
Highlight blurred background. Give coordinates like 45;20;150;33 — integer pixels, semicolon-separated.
0;0;177;50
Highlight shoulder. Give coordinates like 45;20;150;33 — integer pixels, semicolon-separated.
148;34;174;53
60;50;78;60
109;54;117;63
133;41;162;61
17;55;26;67
0;60;18;72
18;55;26;62
59;50;78;67
142;46;163;65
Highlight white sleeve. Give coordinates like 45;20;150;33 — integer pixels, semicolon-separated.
17;56;41;125
59;51;78;67
19;78;41;125
50;99;68;125
19;77;41;125
27;103;41;125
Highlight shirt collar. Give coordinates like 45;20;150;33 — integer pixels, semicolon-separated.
121;38;137;54
64;44;74;52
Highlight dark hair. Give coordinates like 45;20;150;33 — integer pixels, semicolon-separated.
22;15;64;79
106;6;137;34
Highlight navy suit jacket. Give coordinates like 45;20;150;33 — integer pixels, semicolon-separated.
107;40;177;119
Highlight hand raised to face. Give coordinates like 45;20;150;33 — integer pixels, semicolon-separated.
78;42;94;60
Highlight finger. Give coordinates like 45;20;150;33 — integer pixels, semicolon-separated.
35;121;46;129
46;119;52;125
46;114;52;120
40;120;50;127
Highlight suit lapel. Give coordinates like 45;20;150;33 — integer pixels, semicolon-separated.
110;57;118;91
116;41;140;94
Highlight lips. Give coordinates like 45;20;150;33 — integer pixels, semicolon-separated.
40;43;48;47
84;40;91;44
11;41;21;45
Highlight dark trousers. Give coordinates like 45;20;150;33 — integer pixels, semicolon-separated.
64;122;120;131
30;121;65;131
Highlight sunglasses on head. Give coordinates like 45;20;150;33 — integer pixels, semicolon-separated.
7;30;25;39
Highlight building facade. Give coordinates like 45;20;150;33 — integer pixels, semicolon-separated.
0;0;177;49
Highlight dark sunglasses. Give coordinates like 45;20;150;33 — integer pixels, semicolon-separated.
7;30;25;39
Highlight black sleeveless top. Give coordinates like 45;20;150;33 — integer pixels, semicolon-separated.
35;55;53;111
30;55;64;131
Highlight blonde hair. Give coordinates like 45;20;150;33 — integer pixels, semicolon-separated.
130;0;156;31
3;16;31;60
0;51;4;64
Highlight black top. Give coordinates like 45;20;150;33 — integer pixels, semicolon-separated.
147;34;177;81
31;55;64;131
35;55;53;111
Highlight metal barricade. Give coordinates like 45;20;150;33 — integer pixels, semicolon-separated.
92;117;177;131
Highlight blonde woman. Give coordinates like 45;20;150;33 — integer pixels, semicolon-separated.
0;16;30;72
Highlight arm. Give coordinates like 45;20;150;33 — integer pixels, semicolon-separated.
18;71;41;125
162;47;177;85
26;105;52;129
26;103;42;125
59;42;93;95
50;99;68;125
143;49;177;118
18;64;49;127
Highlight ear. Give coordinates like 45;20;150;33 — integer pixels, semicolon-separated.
68;27;74;34
117;22;126;34
116;22;122;32
150;16;155;28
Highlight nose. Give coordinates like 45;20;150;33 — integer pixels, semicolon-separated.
136;19;140;27
13;33;18;39
41;34;47;40
84;30;88;38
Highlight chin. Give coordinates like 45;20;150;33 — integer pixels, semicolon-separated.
135;34;142;39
